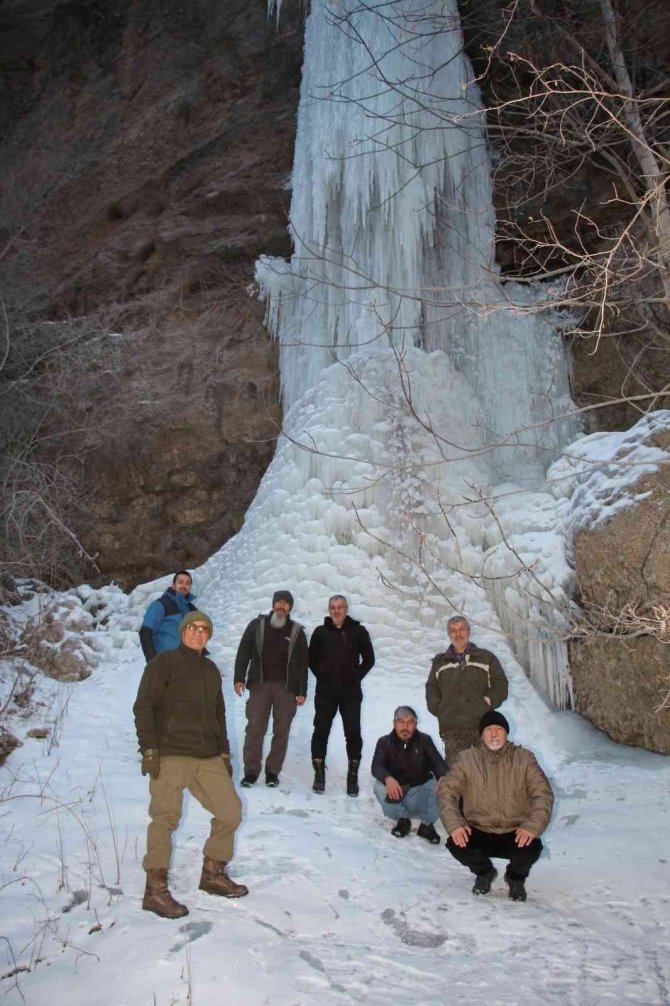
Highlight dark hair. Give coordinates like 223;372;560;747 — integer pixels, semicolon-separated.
173;570;192;584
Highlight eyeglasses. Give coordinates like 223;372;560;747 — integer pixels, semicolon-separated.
185;624;210;635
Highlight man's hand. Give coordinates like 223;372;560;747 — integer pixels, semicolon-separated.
296;695;306;707
141;749;160;780
515;827;536;848
221;754;233;777
449;825;471;848
385;776;404;801
234;681;246;697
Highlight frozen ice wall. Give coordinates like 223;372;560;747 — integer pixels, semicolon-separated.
258;0;576;483
254;0;578;704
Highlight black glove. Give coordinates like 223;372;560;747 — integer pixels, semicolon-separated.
141;748;160;779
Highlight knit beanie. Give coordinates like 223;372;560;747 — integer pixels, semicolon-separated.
272;590;294;610
479;710;510;735
179;610;214;637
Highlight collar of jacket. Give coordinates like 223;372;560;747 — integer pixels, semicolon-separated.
324;615;357;629
446;641;474;663
481;740;512;761
177;642;209;658
166;587;196;604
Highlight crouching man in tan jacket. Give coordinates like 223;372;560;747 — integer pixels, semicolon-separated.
134;610;248;918
437;711;553;902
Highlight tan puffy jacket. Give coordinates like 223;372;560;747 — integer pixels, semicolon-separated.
437;741;554;837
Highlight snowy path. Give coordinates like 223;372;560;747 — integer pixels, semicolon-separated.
2;620;669;1006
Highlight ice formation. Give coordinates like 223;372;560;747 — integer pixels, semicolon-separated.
255;0;580;704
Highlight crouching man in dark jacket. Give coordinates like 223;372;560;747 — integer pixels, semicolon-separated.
371;706;447;844
437;711;554;902
134;610;248;918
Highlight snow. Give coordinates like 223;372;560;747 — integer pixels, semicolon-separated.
2;0;669;1000
1;581;669;1005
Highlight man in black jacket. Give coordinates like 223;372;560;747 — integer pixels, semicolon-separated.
371;706;447;843
234;590;309;788
134;610;248;919
309;594;375;796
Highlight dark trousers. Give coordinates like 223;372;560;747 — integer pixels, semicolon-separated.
311;685;362;761
446;827;543;879
243;680;297;776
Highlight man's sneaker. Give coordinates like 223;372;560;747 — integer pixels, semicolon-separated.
505;870;527;902
265;772;280;787
417;822;441;845
312;759;326;793
472;867;497;896
391;817;411;838
240;774;258;788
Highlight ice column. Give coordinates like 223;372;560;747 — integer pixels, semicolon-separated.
258;0;578;704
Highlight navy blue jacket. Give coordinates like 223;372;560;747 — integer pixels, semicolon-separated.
371;729;448;788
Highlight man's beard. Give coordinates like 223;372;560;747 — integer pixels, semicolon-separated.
483;736;506;752
271;611;287;629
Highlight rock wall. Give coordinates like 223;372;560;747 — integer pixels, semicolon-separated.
0;0;304;588
570;433;670;754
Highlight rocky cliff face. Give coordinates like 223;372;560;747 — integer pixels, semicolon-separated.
570;431;670;754
1;0;304;587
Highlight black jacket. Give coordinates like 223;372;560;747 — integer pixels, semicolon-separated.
133;643;230;758
371;729;447;788
234;613;309;697
308;616;375;689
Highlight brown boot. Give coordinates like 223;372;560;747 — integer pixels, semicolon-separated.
142;868;189;918
199;856;249;898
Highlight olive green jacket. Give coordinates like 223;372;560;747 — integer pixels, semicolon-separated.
134;644;230;758
425;644;508;733
437;742;554;837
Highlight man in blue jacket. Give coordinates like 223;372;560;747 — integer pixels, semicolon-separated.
139;570;197;661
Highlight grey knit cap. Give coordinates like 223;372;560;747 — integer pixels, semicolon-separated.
179;610;213;637
272;590;294;610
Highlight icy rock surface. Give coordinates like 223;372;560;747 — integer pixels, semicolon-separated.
257;0;582;703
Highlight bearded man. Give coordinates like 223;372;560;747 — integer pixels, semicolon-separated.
234;590;308;788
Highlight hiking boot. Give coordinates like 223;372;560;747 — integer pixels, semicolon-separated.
472;867;497;896
199;856;249;898
142;868;189;919
265;772;280;787
346;759;360;797
312;759;326;793
391;817;411;838
240;774;258;788
505;870;527;902
417;822;440;845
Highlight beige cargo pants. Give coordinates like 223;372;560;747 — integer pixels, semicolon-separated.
143;755;242;870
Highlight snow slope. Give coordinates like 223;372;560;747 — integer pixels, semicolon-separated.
1;549;669;1005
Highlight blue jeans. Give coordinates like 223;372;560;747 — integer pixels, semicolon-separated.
374;779;438;824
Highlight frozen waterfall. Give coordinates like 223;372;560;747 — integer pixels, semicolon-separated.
252;0;579;706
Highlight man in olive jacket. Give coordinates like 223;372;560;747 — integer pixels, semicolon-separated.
234;590;308;788
426;615;508;761
437;710;554;902
134;610;248;918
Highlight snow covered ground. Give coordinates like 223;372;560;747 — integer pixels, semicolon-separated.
2;568;669;1006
